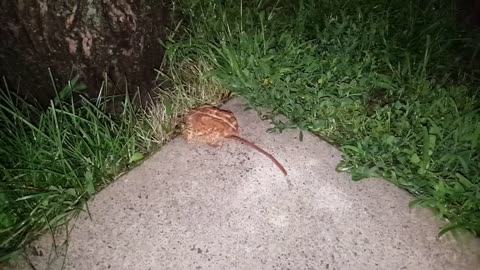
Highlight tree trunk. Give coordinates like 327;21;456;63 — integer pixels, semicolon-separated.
0;0;171;108
458;0;480;28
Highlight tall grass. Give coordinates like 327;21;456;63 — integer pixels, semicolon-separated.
0;59;229;260
165;0;480;236
0;76;150;259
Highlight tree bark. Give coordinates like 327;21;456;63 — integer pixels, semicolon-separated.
458;0;480;28
0;0;171;108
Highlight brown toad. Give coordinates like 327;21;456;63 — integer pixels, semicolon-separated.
182;105;287;176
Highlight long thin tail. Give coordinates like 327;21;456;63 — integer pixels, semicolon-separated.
229;135;287;176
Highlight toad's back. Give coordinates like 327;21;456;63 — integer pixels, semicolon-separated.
183;106;240;146
182;105;288;175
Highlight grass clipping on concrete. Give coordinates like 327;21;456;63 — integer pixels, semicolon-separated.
0;61;229;260
165;0;480;237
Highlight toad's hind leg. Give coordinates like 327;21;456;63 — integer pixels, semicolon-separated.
207;142;222;147
207;139;224;147
206;135;225;147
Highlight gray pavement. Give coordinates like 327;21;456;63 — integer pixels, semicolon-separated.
8;98;480;270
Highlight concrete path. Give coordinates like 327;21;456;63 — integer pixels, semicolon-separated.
10;98;480;269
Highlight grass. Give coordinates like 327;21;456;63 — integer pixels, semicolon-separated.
1;0;480;263
164;0;480;236
0;74;156;260
0;61;229;261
